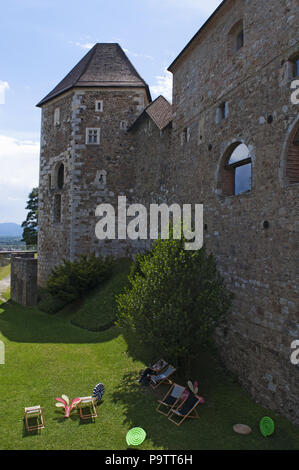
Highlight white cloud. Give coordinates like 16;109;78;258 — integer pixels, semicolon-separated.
0;81;9;104
69;41;96;50
0;135;39;224
123;48;154;61
150;70;173;103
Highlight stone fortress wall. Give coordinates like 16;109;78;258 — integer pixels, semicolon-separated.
37;0;299;423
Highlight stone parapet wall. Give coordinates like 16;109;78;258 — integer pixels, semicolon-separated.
11;257;37;306
0;253;10;268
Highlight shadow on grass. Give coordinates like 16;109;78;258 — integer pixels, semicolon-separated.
111;340;299;450
22;418;44;438
111;371;207;450
0;299;120;344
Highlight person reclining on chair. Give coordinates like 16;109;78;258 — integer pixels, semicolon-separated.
138;360;165;386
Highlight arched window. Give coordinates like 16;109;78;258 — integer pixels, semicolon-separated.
286;125;299;184
219;142;252;196
228;20;244;56
57;163;64;189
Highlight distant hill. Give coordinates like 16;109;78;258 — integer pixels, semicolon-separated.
0;223;23;237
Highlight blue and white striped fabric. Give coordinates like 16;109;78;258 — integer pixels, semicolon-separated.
93;383;105;402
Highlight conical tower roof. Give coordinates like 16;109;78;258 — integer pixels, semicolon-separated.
37;43;151;107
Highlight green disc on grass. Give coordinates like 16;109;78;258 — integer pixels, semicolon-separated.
260;417;275;437
126;427;146;446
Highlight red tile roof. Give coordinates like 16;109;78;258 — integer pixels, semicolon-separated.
130;95;172;131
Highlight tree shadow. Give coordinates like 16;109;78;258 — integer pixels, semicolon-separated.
110;371;205;450
0;299;120;344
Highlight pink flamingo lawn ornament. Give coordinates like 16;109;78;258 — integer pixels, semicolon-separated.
182;381;205;403
55;394;81;418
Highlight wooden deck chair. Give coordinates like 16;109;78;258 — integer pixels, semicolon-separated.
24;405;45;432
150;365;176;389
77;396;97;420
168;394;201;426
156;383;186;416
151;359;168;373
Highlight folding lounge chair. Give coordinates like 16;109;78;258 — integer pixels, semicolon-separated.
168;394;201;426
156;383;186;416
150;365;176;389
151;359;168;373
77;396;97;420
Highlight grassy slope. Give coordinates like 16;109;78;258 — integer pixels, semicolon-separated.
70;258;131;331
0;261;298;450
0;264;11;301
0;264;10;281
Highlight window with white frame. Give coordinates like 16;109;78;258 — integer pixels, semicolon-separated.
95;100;103;112
86;128;101;145
54;107;60;125
120;120;128;130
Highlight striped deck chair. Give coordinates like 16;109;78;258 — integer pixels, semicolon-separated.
168;394;202;426
156;383;186;416
150;365;176;389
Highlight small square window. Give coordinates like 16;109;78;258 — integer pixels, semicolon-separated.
86;128;100;145
95;100;103;112
120;120;128;130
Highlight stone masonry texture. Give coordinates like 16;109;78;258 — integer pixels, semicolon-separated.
11;256;37;306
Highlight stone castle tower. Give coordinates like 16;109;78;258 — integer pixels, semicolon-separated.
37;43;152;285
37;0;298;425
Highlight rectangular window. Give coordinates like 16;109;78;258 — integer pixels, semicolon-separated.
217;102;228;123
236;29;244;51
293;57;299;77
54;107;60;125
181;127;190;145
120;120;128;130
54;194;62;223
86;128;100;145
95;100;103;112
220;102;227;120
234;163;252;195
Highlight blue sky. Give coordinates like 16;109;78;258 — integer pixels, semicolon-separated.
0;0;222;225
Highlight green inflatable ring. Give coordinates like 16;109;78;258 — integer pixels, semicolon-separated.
260;417;275;437
126;427;146;446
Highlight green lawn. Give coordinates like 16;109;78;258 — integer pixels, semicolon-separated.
0;263;10;281
0;264;298;450
71;258;131;331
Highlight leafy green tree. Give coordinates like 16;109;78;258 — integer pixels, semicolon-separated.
116;232;233;371
47;253;113;304
22;187;38;246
